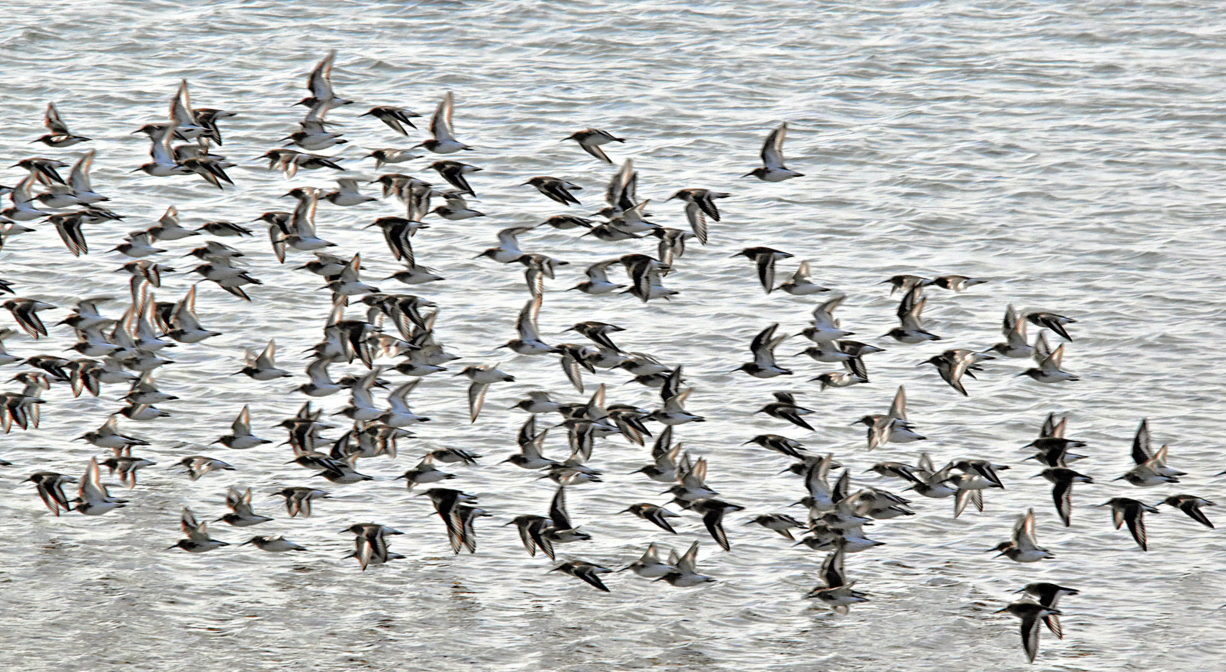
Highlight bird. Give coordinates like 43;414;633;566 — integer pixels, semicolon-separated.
620;542;675;578
4;298;56;338
360;106;420;135
323;178;377;206
566;128;624;163
1102;497;1160;550
931;275;986;291
1036;467;1092;527
744;122;802;181
1020;343;1078;384
397;456;455;491
854;385;924;450
744;434;806;460
987;304;1032;358
733;247;793;294
746;513;807;540
921;349;991;396
35;103;90;146
417;92;470;153
236;340;290;380
886;286;940;343
667;188;728;245
276;486;329;518
989;508;1053;562
1124;418;1185;482
343;523;405;570
169;507;229;553
734;323;791;377
805;547;869;614
996;601;1061;663
1016;582;1079;639
26;471;75;516
422;488;477;554
524;176;582;206
618;503;680;534
1026;311;1076;341
457;364;515;422
550;561;613;592
432;191;484;220
429;160;481;196
216;486;272;527
756;392;815;431
659;541;716;586
777;260;829;295
689;497;745;551
241;535;307;552
214;405;270;449
73;457;127;515
547;486;592;545
799;295;854;343
1158;494;1215;528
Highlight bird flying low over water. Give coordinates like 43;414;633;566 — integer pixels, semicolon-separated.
567;128;624;164
745;122;802;181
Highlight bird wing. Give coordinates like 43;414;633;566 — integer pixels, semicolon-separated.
1021;616;1042;663
256;339;277;369
516;296;542;342
1131;419;1151;464
761;122;787;169
549;486;573;529
69;150;95;193
889;385;907;420
307;50;337;100
45;102;70;135
579;141;611;164
468;382;489;422
684;202;708;245
232;405;252;435
431;92;456;142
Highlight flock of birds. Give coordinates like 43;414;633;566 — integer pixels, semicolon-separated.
0;50;1217;665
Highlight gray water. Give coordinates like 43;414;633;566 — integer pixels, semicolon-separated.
1;1;1224;669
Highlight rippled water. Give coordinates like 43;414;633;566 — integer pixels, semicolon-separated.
1;1;1224;670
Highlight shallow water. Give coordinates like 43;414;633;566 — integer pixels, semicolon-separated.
0;1;1224;670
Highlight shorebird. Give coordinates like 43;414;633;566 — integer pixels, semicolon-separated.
996;601;1061;663
169;507;228;552
35;102;90;146
744;122;802;181
360;106;420;135
216;487;272;527
524;176;582;206
921;349;992;397
734;323;791;377
550;561;613;592
805;547;869;614
733;247;793;294
418;92;471;153
1025;311;1076;341
886;286;940;343
1036;467;1092;527
989;508;1053;562
457;364;515;422
659;541;716;587
1016;583;1079;640
620;542;675;578
667;188;728;244
1102;497;1160;551
566;128;624;164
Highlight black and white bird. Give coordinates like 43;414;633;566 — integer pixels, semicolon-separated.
566;128;624;163
744;122;802;181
